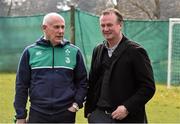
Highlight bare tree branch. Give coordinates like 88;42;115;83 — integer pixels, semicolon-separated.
129;0;153;19
7;0;13;16
153;0;160;19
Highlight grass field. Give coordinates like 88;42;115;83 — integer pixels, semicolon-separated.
0;73;180;123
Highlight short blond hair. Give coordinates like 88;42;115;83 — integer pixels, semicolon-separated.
101;8;123;23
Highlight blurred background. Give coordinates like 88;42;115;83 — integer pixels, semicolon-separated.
0;0;180;123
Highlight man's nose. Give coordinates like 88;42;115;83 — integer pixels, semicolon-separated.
58;28;64;33
103;26;109;31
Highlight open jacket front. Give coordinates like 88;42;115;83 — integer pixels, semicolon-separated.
85;36;155;123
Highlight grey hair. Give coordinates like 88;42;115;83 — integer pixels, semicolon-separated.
42;12;65;25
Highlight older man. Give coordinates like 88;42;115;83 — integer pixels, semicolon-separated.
14;12;87;123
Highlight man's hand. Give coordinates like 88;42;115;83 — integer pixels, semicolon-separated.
68;102;79;112
111;105;129;120
87;113;91;118
16;119;26;124
68;105;77;112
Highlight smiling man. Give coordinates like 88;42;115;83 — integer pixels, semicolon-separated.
14;12;88;123
84;8;156;123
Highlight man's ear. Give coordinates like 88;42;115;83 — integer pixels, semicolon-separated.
42;25;47;30
119;21;123;27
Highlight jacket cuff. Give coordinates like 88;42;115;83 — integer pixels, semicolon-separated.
15;109;27;119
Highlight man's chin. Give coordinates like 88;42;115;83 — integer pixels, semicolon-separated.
56;39;63;42
105;37;112;41
104;35;112;39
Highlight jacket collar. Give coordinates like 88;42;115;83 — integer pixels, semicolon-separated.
103;35;128;50
36;36;70;47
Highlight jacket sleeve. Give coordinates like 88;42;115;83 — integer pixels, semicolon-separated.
84;46;99;117
123;47;156;113
73;50;88;108
14;47;31;119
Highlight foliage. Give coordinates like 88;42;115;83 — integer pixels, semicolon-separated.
1;0;180;20
0;73;180;123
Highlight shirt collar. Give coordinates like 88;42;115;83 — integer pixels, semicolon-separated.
105;40;120;51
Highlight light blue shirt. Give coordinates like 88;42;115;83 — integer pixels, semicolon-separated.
105;41;120;57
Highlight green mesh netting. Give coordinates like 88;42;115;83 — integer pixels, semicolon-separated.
0;9;169;83
170;24;180;85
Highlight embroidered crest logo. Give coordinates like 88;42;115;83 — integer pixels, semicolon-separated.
65;49;70;56
65;57;70;63
35;51;42;56
65;48;71;64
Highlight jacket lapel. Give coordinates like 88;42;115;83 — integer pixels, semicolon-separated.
106;39;131;83
111;39;131;62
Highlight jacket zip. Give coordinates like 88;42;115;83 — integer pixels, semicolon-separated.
52;47;54;68
51;46;55;111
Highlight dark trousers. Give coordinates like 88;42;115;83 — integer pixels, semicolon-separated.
88;108;115;123
88;108;148;123
28;108;76;123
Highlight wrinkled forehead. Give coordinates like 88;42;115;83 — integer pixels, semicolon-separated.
100;13;117;23
50;16;65;25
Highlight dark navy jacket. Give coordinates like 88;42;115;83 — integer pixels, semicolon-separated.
14;37;88;119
